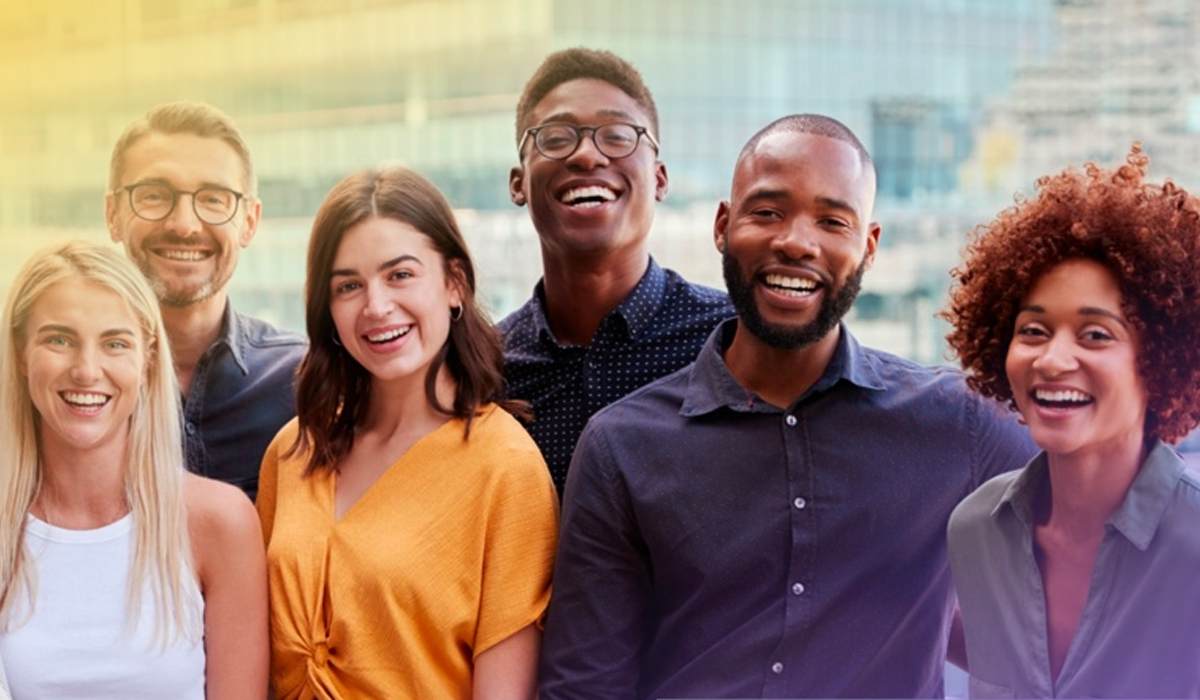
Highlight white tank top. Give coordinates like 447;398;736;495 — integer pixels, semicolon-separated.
0;514;205;699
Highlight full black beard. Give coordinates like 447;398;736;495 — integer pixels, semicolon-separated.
722;249;867;351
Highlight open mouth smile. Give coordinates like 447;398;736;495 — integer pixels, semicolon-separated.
365;326;412;344
1032;388;1094;409
60;390;111;413
559;185;618;208
153;248;213;262
763;273;820;297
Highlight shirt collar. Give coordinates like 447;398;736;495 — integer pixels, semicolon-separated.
681;319;885;417
994;440;1186;550
215;300;250;376
531;257;666;347
612;257;667;339
1108;440;1187;549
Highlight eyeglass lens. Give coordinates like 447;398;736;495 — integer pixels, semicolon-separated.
535;123;641;159
129;184;239;224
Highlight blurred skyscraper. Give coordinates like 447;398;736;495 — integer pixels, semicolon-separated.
1;0;1129;362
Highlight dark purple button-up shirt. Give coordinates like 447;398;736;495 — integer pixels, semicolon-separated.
540;319;1036;699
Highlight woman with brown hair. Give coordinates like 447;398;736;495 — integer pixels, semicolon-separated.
944;146;1200;697
257;168;558;700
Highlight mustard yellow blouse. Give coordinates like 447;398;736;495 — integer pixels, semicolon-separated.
257;405;558;700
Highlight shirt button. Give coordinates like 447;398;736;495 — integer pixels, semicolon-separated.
792;582;805;595
793;497;806;509
185;422;197;436
771;661;784;674
785;414;797;427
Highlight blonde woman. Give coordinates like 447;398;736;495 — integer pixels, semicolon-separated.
0;241;267;699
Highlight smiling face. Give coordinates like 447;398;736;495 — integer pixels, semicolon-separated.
22;278;146;459
1006;258;1148;461
509;78;668;260
106;131;260;308
715;131;879;351
328;216;463;394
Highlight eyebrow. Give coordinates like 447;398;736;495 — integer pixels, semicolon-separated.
539;108;638;125
741;189;861;219
1018;304;1128;325
130;177;236;191
330;254;423;278
35;324;137;338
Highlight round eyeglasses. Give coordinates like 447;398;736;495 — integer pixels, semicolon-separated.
519;122;660;161
117;182;245;226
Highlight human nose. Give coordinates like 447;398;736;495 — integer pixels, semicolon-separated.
770;217;820;260
1031;331;1079;377
162;192;203;235
69;345;101;385
361;282;392;319
564;128;610;169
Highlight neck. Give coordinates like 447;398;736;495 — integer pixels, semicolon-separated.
540;247;649;346
362;364;458;438
723;321;841;409
1040;434;1148;539
160;292;227;396
37;434;129;528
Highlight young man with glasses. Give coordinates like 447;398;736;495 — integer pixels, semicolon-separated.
105;101;306;501
504;48;733;495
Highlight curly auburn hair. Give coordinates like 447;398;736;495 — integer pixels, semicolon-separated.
943;145;1200;443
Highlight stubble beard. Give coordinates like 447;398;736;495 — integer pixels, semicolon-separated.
722;249;867;351
131;246;230;308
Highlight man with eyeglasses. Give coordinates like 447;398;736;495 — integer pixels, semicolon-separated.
503;48;733;495
105;101;306;501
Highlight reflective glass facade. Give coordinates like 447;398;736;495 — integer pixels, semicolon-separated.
5;0;1195;362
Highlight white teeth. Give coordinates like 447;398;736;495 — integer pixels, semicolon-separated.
62;391;109;406
366;327;410;343
160;250;207;261
764;274;818;295
1035;389;1092;404
560;186;617;205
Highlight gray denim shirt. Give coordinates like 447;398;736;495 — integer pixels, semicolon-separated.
949;441;1200;698
182;302;306;501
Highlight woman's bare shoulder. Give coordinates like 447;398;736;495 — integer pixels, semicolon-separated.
184;474;263;575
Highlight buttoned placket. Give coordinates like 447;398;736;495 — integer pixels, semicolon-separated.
763;406;813;696
181;345;215;477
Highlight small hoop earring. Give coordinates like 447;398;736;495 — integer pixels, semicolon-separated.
450;306;464;322
331;330;342;347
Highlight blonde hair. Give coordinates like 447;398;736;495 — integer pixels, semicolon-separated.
0;241;197;645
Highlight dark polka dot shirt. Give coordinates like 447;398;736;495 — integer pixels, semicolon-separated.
500;258;734;495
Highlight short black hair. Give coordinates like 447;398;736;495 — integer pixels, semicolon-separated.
515;47;659;144
739;113;871;167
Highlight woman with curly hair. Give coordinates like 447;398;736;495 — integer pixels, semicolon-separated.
256;167;558;699
943;145;1200;697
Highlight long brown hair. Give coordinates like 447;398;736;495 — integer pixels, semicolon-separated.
288;168;524;474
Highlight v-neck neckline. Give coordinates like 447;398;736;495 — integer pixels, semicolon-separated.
330;416;462;524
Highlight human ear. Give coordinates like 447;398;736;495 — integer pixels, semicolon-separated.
713;201;731;254
509;167;527;207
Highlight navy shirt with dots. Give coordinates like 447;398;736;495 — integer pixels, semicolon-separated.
500;257;733;494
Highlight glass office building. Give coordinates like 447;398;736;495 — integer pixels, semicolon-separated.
6;0;1193;362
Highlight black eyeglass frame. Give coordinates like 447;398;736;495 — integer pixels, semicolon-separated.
116;182;246;226
518;122;661;161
